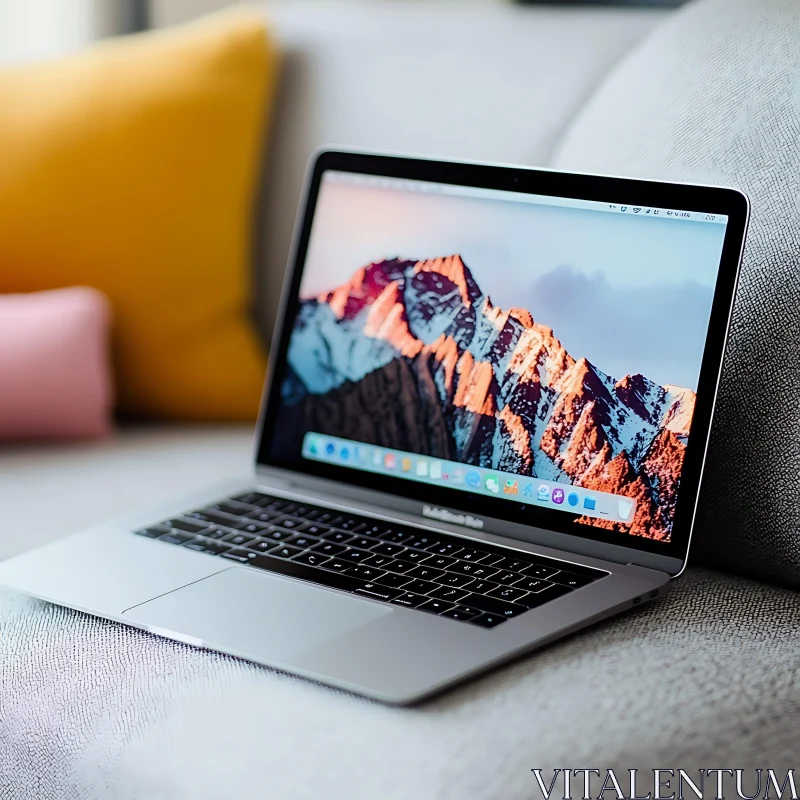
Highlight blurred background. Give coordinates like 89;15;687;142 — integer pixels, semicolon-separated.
0;0;685;66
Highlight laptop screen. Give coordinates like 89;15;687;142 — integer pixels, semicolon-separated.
265;167;730;548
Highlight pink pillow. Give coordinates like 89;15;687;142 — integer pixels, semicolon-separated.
0;287;113;440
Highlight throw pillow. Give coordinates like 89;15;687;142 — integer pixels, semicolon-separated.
0;11;278;420
0;288;113;440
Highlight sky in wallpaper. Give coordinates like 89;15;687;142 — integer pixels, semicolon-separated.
299;175;727;390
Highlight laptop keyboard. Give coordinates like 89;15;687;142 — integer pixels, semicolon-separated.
134;491;607;629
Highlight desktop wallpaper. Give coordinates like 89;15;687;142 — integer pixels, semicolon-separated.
270;175;726;541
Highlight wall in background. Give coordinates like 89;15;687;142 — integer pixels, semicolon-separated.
0;0;141;65
150;0;500;29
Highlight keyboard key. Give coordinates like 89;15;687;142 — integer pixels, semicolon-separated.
202;527;235;540
321;559;350;572
187;510;239;527
460;593;528;618
246;510;283;523
548;571;595;589
353;583;403;602
403;579;437;595
361;553;395;568
303;523;332;537
162;519;207;534
475;553;507;567
219;548;257;563
374;572;412;589
232;492;271;505
247;539;277;553
486;586;530;604
426;542;464;557
492;570;525;586
182;543;208;552
348;565;386;582
263;528;295;542
385;559;417;573
390;592;429;608
271;545;303;559
291;506;320;519
348;536;376;550
516;578;551;593
340;548;372;563
492;557;536;573
465;579;499;595
316;513;344;526
285;534;320;550
440;606;481;621
337;519;366;532
157;531;193;545
522;563;561;579
361;523;393;537
456;605;482;617
293;552;330;568
440;573;476;589
384;530;414;543
429;586;469;603
185;538;230;555
313;541;347;557
371;542;406;557
469;613;506;628
235;522;269;535
406;565;445;583
247;553;363;593
425;555;457;570
405;535;441;550
135;526;168;538
273;517;304;530
457;548;490;563
221;532;256;548
417;599;454;615
265;500;297;513
451;562;498;580
210;503;254;518
396;549;428;564
321;531;353;544
516;583;573;608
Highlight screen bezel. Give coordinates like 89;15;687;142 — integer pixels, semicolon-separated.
256;150;749;566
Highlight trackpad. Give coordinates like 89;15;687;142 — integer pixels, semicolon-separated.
122;567;393;663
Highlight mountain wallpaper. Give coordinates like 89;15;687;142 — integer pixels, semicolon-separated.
273;255;695;541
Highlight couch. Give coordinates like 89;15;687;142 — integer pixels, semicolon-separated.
3;2;799;797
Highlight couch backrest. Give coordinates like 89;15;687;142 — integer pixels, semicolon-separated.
253;1;666;340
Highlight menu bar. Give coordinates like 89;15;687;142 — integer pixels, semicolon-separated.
324;171;728;225
302;433;637;525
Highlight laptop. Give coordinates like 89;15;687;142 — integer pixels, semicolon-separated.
0;151;749;704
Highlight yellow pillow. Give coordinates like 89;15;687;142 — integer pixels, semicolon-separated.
0;12;277;420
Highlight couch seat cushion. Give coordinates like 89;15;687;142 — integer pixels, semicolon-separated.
1;569;798;799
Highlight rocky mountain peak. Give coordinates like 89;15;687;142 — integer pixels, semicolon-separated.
281;254;696;541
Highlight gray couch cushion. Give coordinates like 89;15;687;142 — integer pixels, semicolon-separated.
551;0;800;589
2;570;798;798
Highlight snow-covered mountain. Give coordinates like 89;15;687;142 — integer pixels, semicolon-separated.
277;255;694;540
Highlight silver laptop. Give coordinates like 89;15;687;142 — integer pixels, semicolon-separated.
0;151;749;704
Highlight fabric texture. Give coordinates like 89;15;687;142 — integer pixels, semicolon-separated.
0;11;276;421
551;0;800;589
0;287;113;440
1;569;798;799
